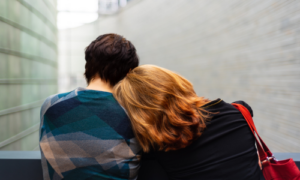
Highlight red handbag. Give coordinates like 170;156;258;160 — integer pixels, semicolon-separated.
232;103;300;180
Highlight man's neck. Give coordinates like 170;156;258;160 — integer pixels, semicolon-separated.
86;77;113;93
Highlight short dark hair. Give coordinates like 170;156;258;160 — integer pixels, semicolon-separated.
84;33;139;86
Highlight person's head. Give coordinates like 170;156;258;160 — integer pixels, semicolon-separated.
84;33;139;86
113;65;211;152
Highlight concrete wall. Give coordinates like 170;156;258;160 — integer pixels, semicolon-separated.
58;0;300;152
0;0;57;150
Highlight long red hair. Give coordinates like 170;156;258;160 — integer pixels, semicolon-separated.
113;65;211;152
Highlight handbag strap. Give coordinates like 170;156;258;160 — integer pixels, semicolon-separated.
231;103;273;161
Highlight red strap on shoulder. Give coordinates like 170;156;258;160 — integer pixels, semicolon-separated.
231;103;273;161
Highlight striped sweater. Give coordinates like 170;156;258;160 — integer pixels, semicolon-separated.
39;87;141;180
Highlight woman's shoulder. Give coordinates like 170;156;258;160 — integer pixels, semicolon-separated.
232;100;253;117
202;99;253;117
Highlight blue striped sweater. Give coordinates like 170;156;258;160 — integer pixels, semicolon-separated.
39;87;141;180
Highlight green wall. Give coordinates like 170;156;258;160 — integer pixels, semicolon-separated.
0;0;57;150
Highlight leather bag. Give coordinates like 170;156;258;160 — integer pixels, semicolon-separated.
232;103;300;180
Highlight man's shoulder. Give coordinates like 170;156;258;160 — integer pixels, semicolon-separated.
40;90;76;118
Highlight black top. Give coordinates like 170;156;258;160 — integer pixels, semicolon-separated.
138;99;261;180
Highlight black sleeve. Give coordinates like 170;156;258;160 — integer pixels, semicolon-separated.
137;152;169;180
232;100;254;117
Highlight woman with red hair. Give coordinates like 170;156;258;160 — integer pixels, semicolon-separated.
113;65;261;180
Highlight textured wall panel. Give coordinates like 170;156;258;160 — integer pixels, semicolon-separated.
0;0;57;150
58;0;300;152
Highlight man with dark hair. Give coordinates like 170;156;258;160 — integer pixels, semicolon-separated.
39;34;141;180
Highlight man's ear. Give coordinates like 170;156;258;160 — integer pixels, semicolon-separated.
127;69;132;75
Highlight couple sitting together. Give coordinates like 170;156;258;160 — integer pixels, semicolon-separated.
40;34;261;180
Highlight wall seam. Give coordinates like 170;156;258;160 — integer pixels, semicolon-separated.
0;49;57;67
0;100;44;116
0;123;40;149
0;79;57;84
0;16;57;51
16;0;57;33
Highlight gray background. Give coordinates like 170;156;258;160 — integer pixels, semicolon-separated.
58;0;300;152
